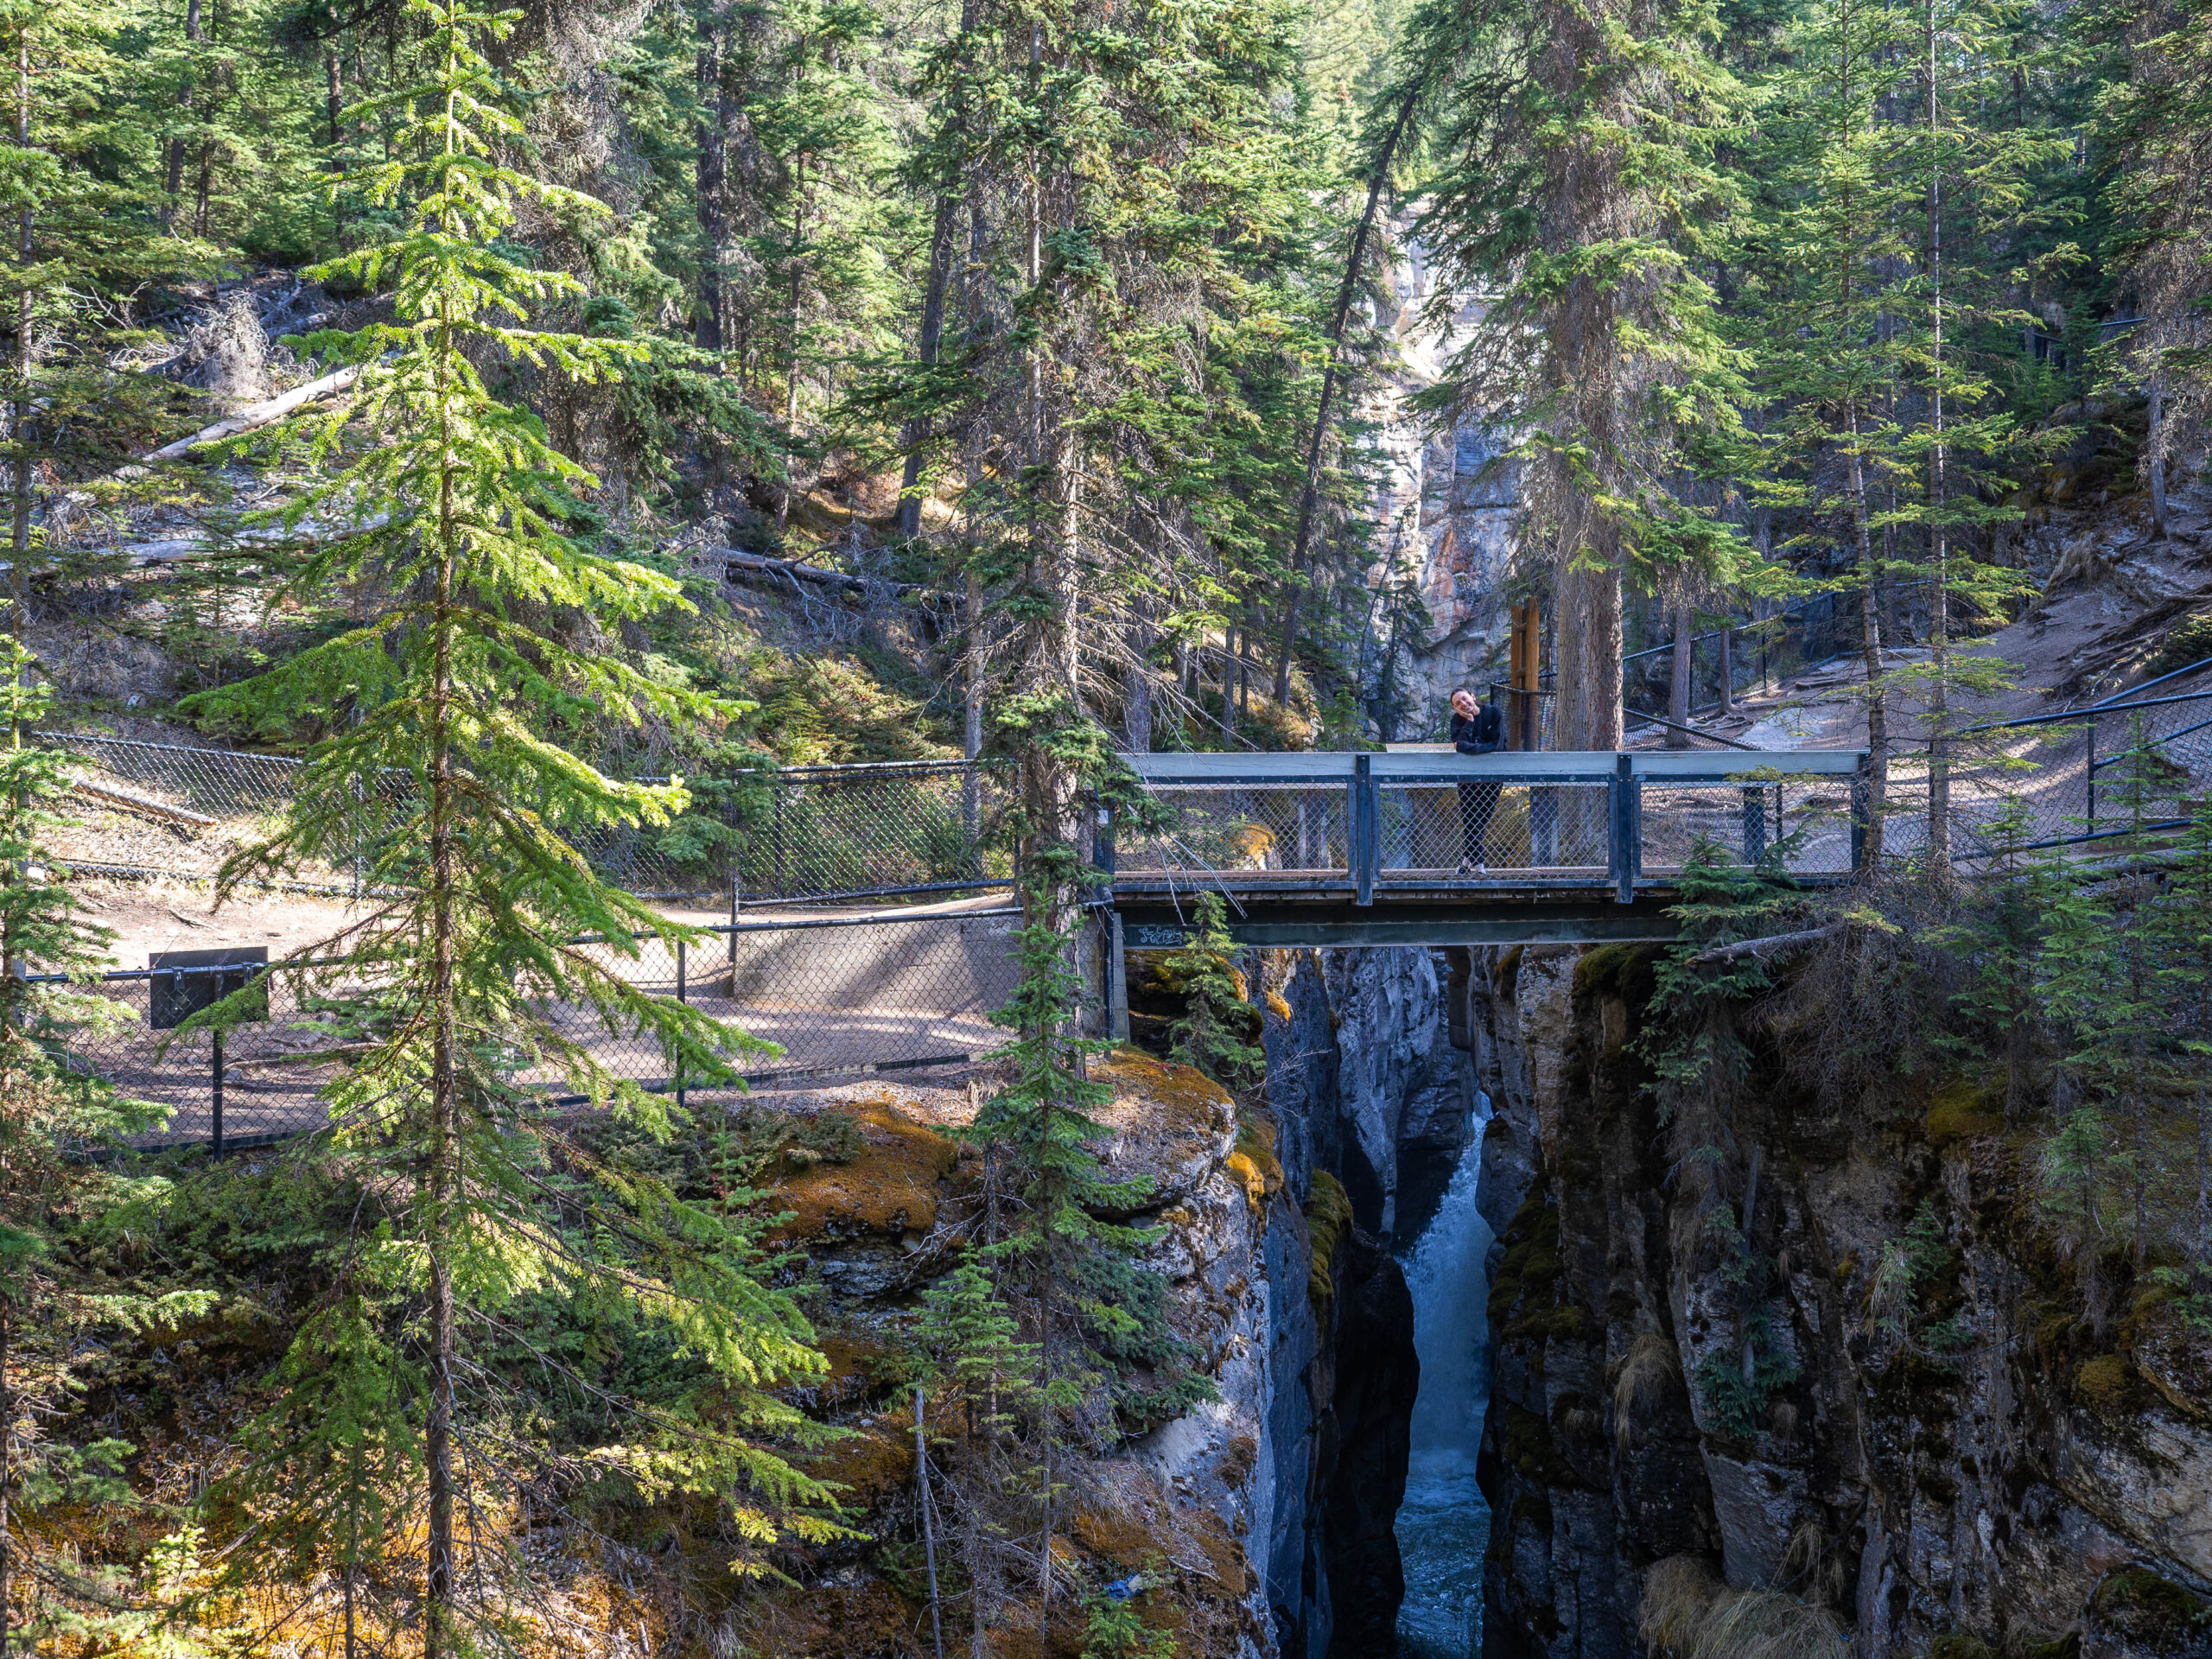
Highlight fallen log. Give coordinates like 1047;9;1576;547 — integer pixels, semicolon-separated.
706;545;957;607
138;364;363;464
69;778;217;829
1688;922;1843;966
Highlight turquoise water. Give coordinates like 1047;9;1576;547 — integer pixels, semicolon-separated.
1395;1103;1496;1659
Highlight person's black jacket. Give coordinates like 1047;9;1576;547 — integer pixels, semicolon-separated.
1452;704;1504;755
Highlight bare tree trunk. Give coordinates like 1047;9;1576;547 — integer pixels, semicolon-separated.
778;144;806;531
1272;78;1424;702
327;51;345;246
693;3;731;351
897;189;958;540
1124;600;1154;751
897;0;976;541
1667;597;1693;747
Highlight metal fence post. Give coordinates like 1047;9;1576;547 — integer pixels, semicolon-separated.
2087;719;2097;831
1352;753;1376;906
1611;754;1637;905
211;1027;225;1160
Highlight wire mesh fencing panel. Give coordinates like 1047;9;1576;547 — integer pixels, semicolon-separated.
33;733;1013;902
721;762;1015;900
1885;688;2212;861
1376;782;1611;874
1116;785;1351;876
57;911;1023;1153
1638;776;1858;878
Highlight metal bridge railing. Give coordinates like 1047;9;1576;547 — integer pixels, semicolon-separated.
1113;749;1868;902
48;909;1021;1154
33;734;1013;903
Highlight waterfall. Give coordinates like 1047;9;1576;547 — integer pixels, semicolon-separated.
1395;1092;1497;1659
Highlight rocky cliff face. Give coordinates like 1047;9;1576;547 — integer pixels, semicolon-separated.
1360;230;1523;734
1237;943;1481;1656
1467;943;2212;1659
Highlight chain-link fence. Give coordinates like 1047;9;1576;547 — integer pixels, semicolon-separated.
35;734;1013;902
1886;679;2212;861
51;908;1023;1153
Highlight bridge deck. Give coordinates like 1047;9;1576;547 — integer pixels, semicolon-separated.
1106;746;1867;942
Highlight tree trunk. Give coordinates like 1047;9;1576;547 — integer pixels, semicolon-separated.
897;0;975;541
778;143;806;531
897;189;958;540
1554;523;1624;751
10;27;28;650
1925;0;1950;865
162;0;202;234
693;3;731;351
423;244;462;1659
1124;601;1154;752
1272;77;1424;702
2149;377;2169;542
1667;598;1693;747
1844;403;1888;866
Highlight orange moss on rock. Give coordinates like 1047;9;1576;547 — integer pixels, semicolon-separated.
744;1576;932;1658
769;1096;957;1241
1094;1048;1233;1132
1072;1504;1165;1570
803;1410;918;1509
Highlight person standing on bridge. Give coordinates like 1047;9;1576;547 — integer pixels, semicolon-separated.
1451;688;1504;874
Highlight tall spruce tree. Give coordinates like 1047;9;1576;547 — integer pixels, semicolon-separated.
1402;0;1748;750
184;3;838;1649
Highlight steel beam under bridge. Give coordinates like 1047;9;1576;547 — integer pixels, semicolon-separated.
1113;890;1691;950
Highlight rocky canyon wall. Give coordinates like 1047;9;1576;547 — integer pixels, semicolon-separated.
1467;943;2212;1659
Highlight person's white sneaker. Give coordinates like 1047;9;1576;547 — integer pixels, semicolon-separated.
1456;858;1474;875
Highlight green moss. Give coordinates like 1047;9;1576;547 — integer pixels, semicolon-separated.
1924;1078;2000;1147
1304;1169;1353;1317
1928;1636;1997;1659
2075;1354;2131;1411
2012;1635;2079;1659
1573;942;1660;1004
2091;1569;2212;1648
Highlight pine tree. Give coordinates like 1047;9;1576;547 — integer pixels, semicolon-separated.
1160;891;1262;1090
183;3;837;1646
0;643;206;1654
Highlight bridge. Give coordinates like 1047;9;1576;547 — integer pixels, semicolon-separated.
1104;747;1869;950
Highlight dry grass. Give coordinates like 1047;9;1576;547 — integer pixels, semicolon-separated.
1640;1554;1853;1659
1611;1332;1683;1452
